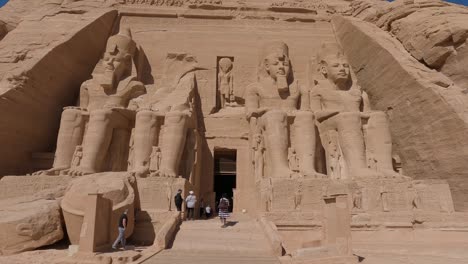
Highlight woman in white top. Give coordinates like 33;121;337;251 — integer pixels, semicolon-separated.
218;193;230;227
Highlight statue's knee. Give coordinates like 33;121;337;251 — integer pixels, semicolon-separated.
338;112;361;122
264;110;287;123
369;111;388;122
165;111;187;124
295;110;314;121
61;108;83;122
136;110;155;122
90;109;113;122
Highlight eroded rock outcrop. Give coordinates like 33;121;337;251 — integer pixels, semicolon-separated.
0;188;65;255
350;0;468;91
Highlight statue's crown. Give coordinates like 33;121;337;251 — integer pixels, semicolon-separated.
106;27;136;56
317;43;344;64
260;41;289;60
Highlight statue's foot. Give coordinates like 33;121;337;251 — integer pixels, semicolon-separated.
351;168;383;179
131;166;150;178
67;167;96;177
380;169;411;180
160;167;177;178
32;167;69;176
303;171;327;179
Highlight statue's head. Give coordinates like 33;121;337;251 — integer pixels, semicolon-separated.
101;27;136;90
317;43;351;89
258;41;292;92
219;58;233;73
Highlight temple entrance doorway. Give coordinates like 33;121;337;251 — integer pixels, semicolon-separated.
213;149;237;212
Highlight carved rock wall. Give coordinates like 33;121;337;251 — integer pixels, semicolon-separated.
350;0;468;93
0;9;117;175
332;15;468;211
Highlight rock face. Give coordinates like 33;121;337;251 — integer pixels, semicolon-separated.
0;198;63;255
351;0;468;91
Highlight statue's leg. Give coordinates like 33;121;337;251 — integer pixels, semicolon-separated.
294;111;323;177
132;110;159;177
34;108;86;175
336;112;377;178
263;110;291;178
160;111;188;178
366;112;401;177
71;109;129;176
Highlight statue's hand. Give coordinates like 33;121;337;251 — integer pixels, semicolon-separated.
315;110;340;122
63;106;86;111
103;103;125;109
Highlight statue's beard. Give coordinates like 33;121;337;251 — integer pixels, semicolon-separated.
100;70;115;91
276;74;288;92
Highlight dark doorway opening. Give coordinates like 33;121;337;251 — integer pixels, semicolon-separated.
214;149;236;212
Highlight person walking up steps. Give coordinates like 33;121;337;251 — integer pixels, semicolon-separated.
218;193;230;227
185;190;197;220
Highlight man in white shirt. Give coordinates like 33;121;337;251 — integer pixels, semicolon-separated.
185;190;197;220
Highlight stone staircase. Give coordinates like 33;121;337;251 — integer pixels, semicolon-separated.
130;210;174;246
142;215;280;264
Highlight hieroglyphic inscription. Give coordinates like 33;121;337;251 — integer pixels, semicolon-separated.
271;179;296;211
122;0;222;7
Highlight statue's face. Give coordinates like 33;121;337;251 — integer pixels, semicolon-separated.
103;50;129;78
100;47;131;89
321;56;350;84
264;53;290;81
220;63;230;73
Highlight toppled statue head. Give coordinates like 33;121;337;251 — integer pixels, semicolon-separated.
317;43;351;90
101;27;136;90
258;41;292;92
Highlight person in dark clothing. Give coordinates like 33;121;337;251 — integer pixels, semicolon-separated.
112;209;128;250
174;189;183;211
199;198;205;219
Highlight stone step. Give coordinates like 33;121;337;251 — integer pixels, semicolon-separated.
143;250;280;264
170;218;273;253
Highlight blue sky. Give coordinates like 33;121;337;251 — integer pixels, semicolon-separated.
388;0;468;4
447;0;468;4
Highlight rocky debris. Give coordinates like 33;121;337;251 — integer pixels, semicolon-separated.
0;198;64;255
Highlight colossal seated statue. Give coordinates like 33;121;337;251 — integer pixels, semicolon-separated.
310;43;400;179
34;28;145;176
246;41;322;179
130;53;201;178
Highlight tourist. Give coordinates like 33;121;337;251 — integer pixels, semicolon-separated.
174;189;183;212
205;204;212;219
199;198;205;219
218;193;230;227
185;190;197;220
112;209;128;250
